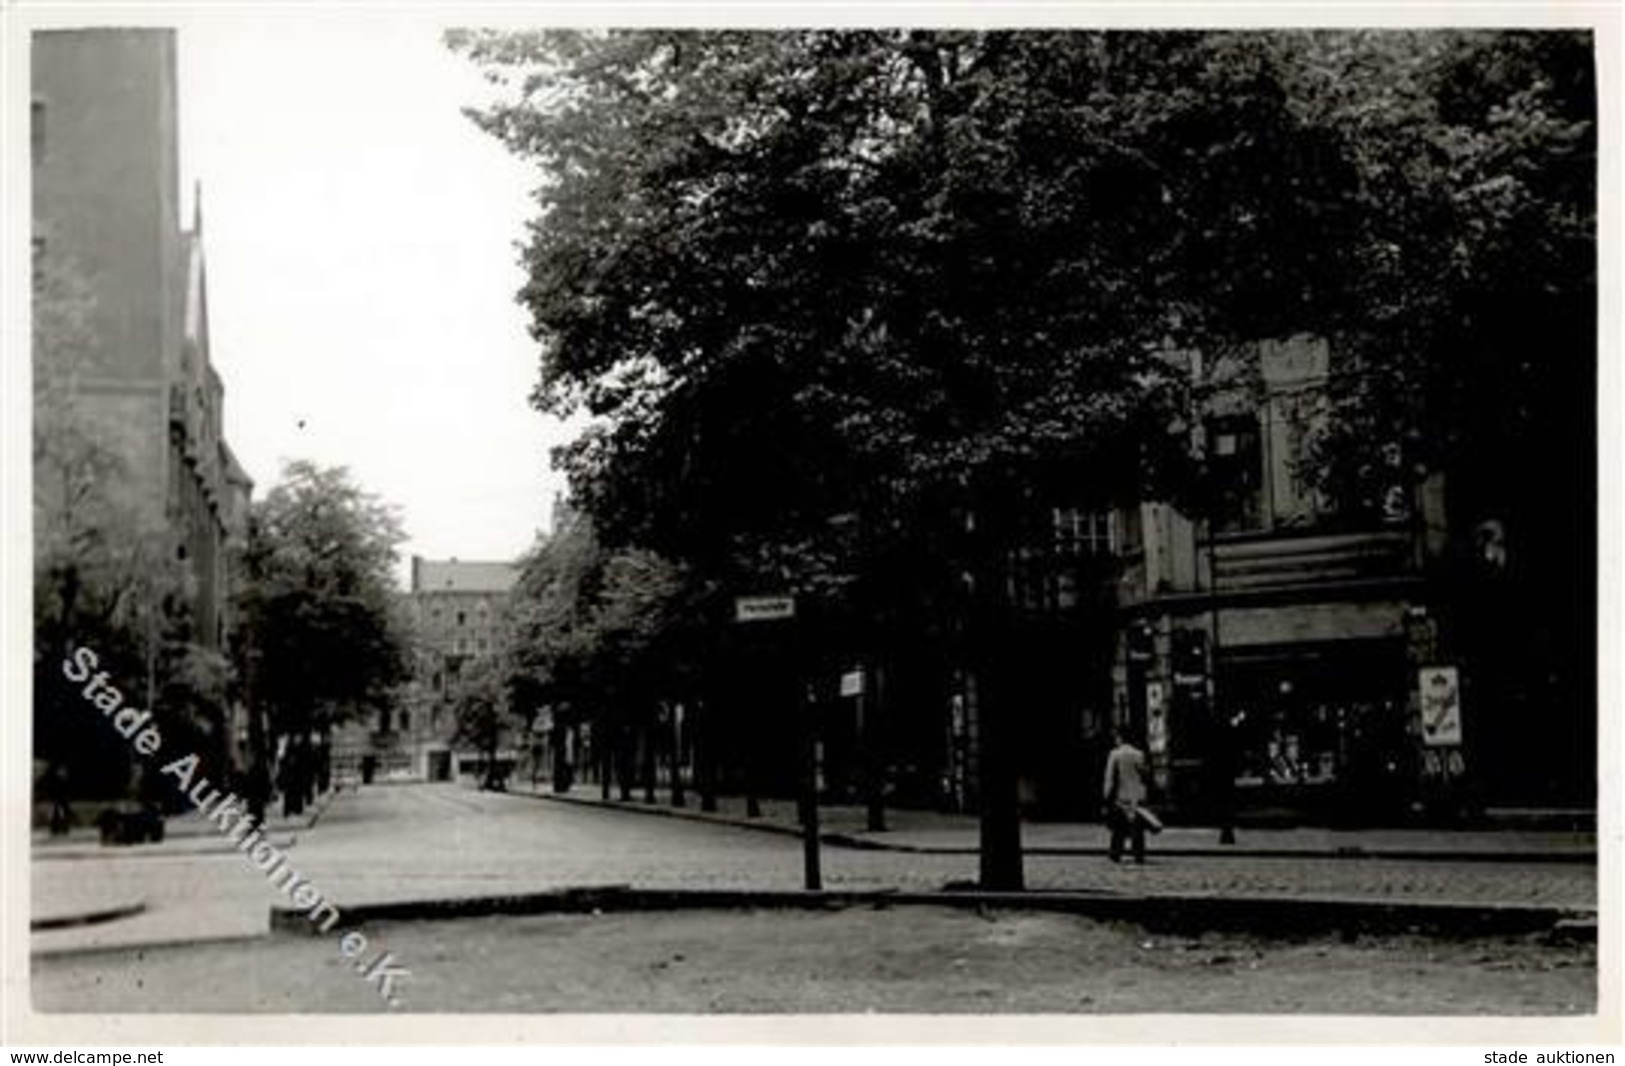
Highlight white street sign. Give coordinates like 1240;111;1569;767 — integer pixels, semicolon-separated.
1419;666;1463;747
840;670;864;697
734;595;795;623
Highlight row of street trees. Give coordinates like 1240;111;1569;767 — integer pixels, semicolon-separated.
450;30;1595;885
496;506;697;802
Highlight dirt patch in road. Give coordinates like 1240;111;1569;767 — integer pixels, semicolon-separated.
33;905;1594;1014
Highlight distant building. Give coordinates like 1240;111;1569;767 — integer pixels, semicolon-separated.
333;557;521;781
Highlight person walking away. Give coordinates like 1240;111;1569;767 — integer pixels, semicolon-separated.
1103;729;1150;864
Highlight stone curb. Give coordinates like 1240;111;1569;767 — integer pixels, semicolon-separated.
515;790;1598;864
270;884;1596;941
30;930;275;959
32;899;147;932
32;834;298;862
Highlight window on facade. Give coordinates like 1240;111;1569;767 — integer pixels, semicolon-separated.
1118;505;1143;553
1207;414;1265;533
31;101;44;162
1053;508;1115;557
399;711;411;732
456;611;466;626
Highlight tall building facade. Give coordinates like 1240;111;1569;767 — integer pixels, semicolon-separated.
1109;335;1452;819
32;28;250;656
866;333;1577;822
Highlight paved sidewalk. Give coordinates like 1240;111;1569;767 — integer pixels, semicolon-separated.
30;787;336;860
513;786;1598;861
30;788;338;952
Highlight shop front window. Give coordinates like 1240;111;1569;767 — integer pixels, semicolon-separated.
1219;642;1408;793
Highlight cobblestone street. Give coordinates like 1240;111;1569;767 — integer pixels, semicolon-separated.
32;783;1596;959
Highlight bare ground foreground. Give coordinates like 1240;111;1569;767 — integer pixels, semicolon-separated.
33;906;1594;1014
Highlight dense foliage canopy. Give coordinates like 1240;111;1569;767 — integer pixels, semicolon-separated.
239;461;411;741
451;29;1593;587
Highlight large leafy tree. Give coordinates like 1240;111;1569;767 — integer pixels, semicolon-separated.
238;461;411;813
450;29;1380;885
1284;31;1597;799
453;29;1596;868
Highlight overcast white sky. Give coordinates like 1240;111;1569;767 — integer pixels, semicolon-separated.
172;14;570;584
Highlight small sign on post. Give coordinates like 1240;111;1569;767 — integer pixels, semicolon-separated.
734;595;795;623
839;669;864;697
1419;666;1462;747
732;590;819;889
1146;681;1168;755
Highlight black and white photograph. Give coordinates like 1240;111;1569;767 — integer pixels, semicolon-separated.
4;2;1616;1047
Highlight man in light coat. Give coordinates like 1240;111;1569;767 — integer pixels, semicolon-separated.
1102;727;1150;864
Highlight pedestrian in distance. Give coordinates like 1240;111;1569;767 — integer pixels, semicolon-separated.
45;762;72;835
1102;727;1156;864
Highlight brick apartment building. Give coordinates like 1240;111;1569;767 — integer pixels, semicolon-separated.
333;557;521;781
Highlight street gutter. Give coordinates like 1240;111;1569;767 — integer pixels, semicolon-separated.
271;885;1596;941
513;790;1598;864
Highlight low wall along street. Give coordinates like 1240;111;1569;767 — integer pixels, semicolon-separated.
58;644;410;1007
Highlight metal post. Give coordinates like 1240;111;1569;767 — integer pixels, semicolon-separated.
801;680;822;891
1193;347;1236;847
1210;522;1235;846
859;668;886;832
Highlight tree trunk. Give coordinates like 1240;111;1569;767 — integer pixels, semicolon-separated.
670;702;687;808
552;722;573;793
861;666;887;832
977;657;1024;890
969;497;1024;891
316;726;332;794
696;698;717;812
282;735;307;817
617;723;634;801
641;717;657;803
244;654;269;822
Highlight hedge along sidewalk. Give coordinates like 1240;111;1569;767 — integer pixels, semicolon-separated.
510;786;1597;863
32;786;339;862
